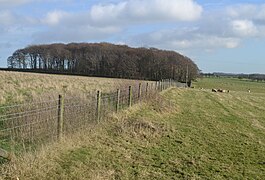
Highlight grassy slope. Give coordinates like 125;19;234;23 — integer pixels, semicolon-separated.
0;71;142;105
1;78;265;179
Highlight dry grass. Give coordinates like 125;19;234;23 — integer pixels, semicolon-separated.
1;85;265;179
0;71;146;105
0;71;156;155
0;93;175;180
1;78;264;179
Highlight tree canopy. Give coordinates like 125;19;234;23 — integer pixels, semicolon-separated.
7;43;199;81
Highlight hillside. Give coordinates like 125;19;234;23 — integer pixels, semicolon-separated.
1;78;264;179
0;70;143;105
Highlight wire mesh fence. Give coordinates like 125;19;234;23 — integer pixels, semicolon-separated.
0;79;185;158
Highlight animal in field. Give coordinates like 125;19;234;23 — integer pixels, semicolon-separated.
212;88;217;92
212;88;229;93
218;89;227;93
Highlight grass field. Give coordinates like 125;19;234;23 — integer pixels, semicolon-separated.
0;71;143;105
1;78;265;179
194;77;265;93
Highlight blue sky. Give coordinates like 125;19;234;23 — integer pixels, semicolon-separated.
1;0;265;73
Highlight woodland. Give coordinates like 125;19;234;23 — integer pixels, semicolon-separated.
7;43;199;81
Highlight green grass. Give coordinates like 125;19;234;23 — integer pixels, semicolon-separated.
1;78;265;179
194;77;265;93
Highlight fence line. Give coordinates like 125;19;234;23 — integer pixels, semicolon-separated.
0;79;185;159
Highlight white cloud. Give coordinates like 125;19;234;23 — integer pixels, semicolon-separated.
0;11;16;25
0;0;38;8
33;25;122;43
41;0;203;27
227;3;265;24
90;0;203;25
0;0;67;8
256;5;265;21
0;10;38;28
2;1;265;57
42;11;69;26
131;28;241;51
231;20;257;37
225;40;239;49
227;4;257;18
36;0;203;42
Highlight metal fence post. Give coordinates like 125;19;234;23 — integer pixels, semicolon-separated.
57;94;64;140
96;91;101;122
116;89;120;112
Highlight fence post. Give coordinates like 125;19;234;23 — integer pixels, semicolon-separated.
155;81;158;91
146;82;149;96
57;94;64;140
96;91;101;122
128;86;132;107
116;89;120;112
138;83;142;100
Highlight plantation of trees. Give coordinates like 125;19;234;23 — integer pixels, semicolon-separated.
7;43;199;81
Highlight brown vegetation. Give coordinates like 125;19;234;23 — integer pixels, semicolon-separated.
7;43;199;81
0;70;144;105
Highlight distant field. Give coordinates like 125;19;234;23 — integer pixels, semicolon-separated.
194;77;265;93
0;71;145;105
1;78;264;179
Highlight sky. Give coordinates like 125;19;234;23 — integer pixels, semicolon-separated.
1;0;265;73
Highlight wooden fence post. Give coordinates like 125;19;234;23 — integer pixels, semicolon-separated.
128;86;132;107
57;94;64;140
138;83;142;100
146;83;149;95
96;91;101;122
116;89;120;112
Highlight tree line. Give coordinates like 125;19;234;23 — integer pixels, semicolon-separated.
7;43;199;81
203;72;265;81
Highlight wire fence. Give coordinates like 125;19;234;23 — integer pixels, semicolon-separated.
0;79;185;159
